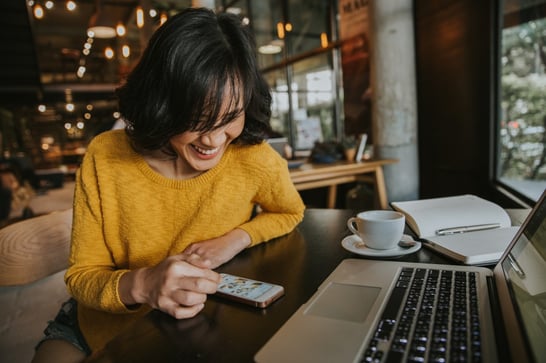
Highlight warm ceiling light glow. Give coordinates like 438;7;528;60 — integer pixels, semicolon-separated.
285;22;293;32
226;7;242;15
66;103;75;112
88;3;116;39
122;45;130;58
320;32;328;48
33;4;44;19
104;46;114;59
160;12;168;25
116;22;126;37
258;44;282;55
38;104;46;112
136;6;144;28
45;1;54;9
66;0;76;11
276;22;285;39
88;25;116;39
149;9;157;17
77;66;86;78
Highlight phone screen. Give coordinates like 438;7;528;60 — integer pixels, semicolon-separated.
218;273;276;300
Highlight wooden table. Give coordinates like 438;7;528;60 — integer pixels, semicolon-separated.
290;159;397;209
84;208;456;363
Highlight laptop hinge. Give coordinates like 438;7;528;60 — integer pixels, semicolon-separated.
486;275;511;363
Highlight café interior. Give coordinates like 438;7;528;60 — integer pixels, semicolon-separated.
0;0;542;216
0;0;544;220
0;0;545;362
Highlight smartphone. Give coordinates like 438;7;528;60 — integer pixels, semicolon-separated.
215;273;285;308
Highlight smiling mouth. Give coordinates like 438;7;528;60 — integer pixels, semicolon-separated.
192;144;220;155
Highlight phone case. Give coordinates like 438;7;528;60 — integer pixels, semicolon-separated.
215;274;285;308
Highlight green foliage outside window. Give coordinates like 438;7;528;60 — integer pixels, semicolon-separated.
500;18;546;181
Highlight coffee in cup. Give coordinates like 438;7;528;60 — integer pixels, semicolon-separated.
347;210;405;250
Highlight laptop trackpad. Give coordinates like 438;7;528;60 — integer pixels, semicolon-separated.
305;283;381;322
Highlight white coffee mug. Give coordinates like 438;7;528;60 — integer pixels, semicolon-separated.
347;210;405;250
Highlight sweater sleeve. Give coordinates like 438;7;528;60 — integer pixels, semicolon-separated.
237;151;305;245
64;141;137;314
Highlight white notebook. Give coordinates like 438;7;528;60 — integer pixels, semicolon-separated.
391;194;519;265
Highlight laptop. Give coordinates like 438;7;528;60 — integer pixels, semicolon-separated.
255;190;546;363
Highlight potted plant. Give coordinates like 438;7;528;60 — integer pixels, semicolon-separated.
340;135;357;161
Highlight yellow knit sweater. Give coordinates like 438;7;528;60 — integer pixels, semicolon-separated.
65;129;305;352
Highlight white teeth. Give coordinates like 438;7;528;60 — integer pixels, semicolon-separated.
193;145;219;155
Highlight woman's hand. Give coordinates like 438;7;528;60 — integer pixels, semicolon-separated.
182;228;251;269
119;253;220;319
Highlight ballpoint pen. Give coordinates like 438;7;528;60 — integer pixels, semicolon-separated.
435;223;501;235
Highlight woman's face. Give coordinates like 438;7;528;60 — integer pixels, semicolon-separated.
169;110;245;174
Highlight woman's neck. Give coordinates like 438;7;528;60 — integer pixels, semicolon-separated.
143;151;202;180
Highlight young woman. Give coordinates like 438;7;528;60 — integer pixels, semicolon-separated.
33;8;304;363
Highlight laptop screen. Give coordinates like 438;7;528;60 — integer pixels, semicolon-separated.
267;137;289;159
500;191;546;362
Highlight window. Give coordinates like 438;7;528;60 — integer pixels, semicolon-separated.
248;0;341;152
266;54;337;150
497;1;546;202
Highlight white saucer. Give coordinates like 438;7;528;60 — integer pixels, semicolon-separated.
341;234;421;258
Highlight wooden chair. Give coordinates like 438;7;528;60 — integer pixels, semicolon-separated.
0;208;73;286
0;209;73;363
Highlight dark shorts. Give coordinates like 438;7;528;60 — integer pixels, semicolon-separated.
35;298;92;356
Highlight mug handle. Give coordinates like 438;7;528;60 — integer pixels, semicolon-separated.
347;217;359;235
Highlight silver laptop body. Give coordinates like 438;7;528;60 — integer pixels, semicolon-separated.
255;190;546;363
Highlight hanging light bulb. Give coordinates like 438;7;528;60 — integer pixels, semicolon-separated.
320;32;328;48
160;12;168;26
33;4;44;19
122;45;130;58
116;22;126;37
65;89;74;112
104;46;114;59
66;0;76;11
77;66;86;78
276;22;285;39
136;6;144;28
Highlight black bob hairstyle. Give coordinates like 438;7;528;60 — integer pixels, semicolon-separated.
116;7;273;154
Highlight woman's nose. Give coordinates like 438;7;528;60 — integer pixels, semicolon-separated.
200;128;227;146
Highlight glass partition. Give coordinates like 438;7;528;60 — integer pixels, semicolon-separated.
252;0;341;152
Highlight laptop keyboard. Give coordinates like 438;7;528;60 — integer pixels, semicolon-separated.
361;267;481;363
